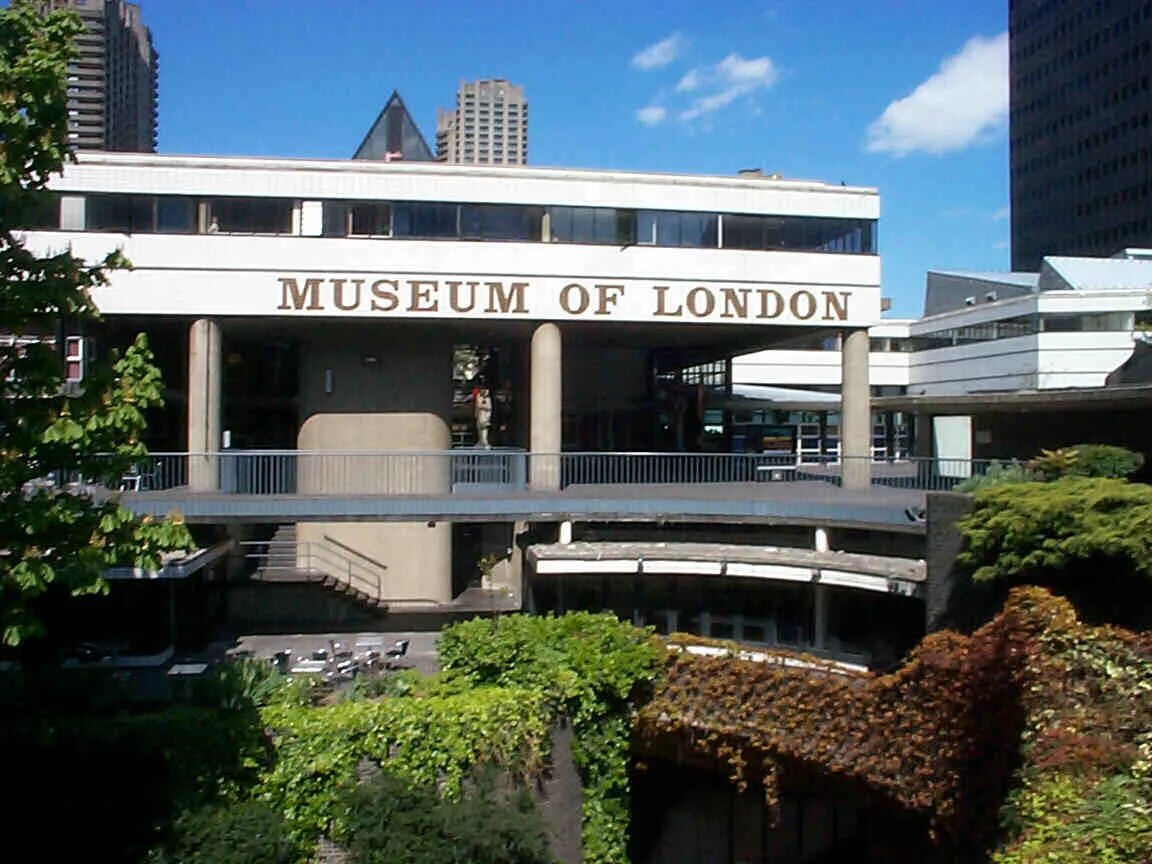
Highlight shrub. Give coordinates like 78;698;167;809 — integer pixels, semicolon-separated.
1066;444;1145;479
149;800;301;864
340;769;554;864
954;460;1036;492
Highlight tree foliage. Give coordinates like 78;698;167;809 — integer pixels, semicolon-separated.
0;0;191;644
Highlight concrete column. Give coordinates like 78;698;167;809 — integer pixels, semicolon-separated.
530;322;562;490
187;318;222;491
840;328;871;489
558;520;573;545
814;527;830;552
813;583;829;651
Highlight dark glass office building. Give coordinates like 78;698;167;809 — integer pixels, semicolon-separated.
1010;0;1152;270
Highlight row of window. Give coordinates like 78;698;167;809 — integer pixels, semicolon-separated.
31;194;878;254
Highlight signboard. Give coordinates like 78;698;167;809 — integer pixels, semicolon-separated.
92;270;880;327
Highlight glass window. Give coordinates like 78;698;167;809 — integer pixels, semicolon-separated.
392;203;458;238
156;197;196;233
21;194;60;230
549;207;632;244
323;202;349;237
460;204;542;241
349;203;392;236
209;198;293;234
87;194;154;232
637;211;718;247
721;214;877;254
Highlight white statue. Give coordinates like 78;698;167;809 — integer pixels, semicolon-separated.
474;387;493;448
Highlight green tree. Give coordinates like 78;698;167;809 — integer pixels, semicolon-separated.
0;0;191;645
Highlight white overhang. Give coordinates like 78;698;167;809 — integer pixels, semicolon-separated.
50;152;881;220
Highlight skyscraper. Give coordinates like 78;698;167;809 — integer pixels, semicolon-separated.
436;79;528;166
44;0;158;152
1009;0;1152;270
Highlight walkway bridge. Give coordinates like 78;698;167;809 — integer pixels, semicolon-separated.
114;450;984;530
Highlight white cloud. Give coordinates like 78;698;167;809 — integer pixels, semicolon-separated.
866;32;1008;156
992;205;1010;221
632;33;685;70
993;239;1009;250
675;69;701;92
677;53;778;122
636;105;668;126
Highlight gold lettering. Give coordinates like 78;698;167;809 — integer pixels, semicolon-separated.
594;283;625;316
686;287;715;318
654;285;683;317
277;277;323;311
720;287;750;319
448;280;478;313
370;279;399;312
560;282;590;315
756;289;785;319
408;280;439;312
790;291;817;320
486;281;529;314
332;278;362;311
822;290;850;322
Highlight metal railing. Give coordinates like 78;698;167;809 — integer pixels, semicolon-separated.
113;450;1000;495
241;537;384;601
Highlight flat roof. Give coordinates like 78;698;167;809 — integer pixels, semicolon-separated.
66;151;879;197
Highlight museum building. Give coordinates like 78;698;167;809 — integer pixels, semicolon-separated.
17;150;894;655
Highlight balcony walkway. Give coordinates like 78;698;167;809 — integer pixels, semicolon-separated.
122;479;926;531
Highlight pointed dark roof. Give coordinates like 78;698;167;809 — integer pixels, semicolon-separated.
352;91;435;162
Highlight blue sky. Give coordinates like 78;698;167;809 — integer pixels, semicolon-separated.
141;0;1010;316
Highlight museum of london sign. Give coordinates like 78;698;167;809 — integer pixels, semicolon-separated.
275;275;868;325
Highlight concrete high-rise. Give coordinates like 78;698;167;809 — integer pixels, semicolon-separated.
1009;0;1152;270
436;79;528;165
43;0;158;152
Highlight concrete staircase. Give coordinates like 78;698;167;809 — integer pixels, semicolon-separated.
249;524;389;611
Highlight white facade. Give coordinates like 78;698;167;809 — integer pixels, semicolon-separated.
31;152;883;328
735;255;1152;397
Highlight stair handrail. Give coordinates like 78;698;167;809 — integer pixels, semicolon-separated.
242;538;382;600
322;533;390;576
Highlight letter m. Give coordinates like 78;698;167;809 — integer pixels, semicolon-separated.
278;277;323;310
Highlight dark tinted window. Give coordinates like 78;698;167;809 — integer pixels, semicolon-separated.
88;194;154;232
460;204;542;240
209;198;293;234
393;203;458;238
349;203;392;236
722;214;877;254
637;210;719;247
549;207;630;244
156;198;196;233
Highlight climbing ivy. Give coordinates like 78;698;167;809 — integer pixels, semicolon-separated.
255;686;551;845
439;612;663;864
636;587;1152;861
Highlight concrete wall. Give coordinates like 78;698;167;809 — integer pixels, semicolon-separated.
924;492;975;632
296;326;454;603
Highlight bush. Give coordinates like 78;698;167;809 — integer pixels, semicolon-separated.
340;769;554;864
954;460;1035;492
149;800;301;864
1066;444;1145;479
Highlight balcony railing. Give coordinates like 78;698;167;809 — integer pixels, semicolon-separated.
110;450;999;495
